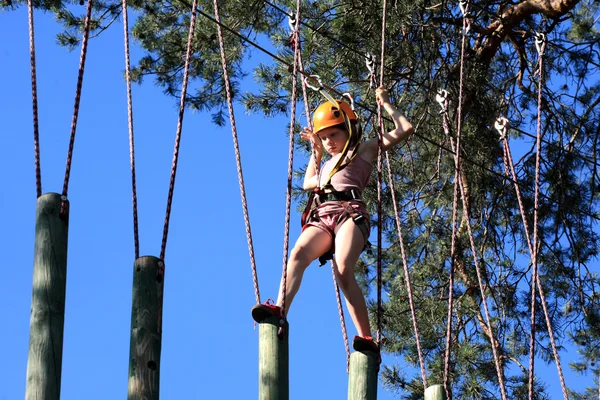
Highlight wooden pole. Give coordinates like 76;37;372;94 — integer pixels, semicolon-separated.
348;351;378;400
424;384;447;400
128;256;164;400
25;193;70;400
258;316;289;400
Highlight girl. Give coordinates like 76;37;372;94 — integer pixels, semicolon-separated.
252;86;414;354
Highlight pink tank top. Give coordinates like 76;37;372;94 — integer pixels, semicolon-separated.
318;153;372;193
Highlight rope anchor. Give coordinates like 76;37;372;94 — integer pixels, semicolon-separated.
494;117;509;140
287;13;297;33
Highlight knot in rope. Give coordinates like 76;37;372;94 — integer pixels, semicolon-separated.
495;117;509;140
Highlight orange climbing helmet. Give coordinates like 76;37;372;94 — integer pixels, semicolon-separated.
313;100;357;134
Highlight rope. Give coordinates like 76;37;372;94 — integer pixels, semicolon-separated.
278;0;302;334
438;92;458;400
527;34;544;400
535;33;570;399
331;258;351;371
293;12;352;362
501;127;571;400
384;151;428;388
60;0;94;217
374;0;388;349
121;0;140;260
371;0;427;384
159;0;198;263
453;5;508;397
213;0;261;304
27;0;42;198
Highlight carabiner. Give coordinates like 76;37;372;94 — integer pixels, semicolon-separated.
494;117;509;140
342;93;355;110
304;75;323;92
534;32;546;56
436;89;448;113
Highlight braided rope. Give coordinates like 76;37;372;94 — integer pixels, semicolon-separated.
121;0;140;260
27;0;42;198
441;107;458;400
159;0;198;263
295;22;352;363
213;0;261;304
279;0;302;326
375;0;388;348
60;0;93;217
454;6;508;398
384;151;428;388
331;258;351;371
534;38;570;399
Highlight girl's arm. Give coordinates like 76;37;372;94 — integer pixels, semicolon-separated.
301;127;323;190
359;86;414;162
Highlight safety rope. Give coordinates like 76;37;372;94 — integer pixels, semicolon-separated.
384;151;428;388
527;31;545;400
121;0;140;260
27;0;42;198
60;0;93;217
375;0;387;348
499;119;571;400
291;12;351;366
159;0;198;264
213;0;261;304
278;0;302;335
437;90;457;400
331;258;351;371
373;0;427;386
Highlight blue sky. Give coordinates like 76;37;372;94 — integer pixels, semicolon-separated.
1;5;596;400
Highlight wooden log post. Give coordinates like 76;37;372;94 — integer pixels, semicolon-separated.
258;316;289;400
25;193;70;400
424;384;447;400
128;256;164;400
348;351;378;400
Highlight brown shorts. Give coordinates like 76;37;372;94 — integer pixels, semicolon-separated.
302;200;370;245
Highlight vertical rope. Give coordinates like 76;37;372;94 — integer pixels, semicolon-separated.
331;258;351;371
533;33;570;400
279;0;302;328
121;0;140;260
441;100;458;400
27;0;42;198
159;0;198;264
296;24;351;364
454;3;508;398
375;0;388;347
213;0;261;304
384;152;428;388
60;0;94;216
502;130;570;400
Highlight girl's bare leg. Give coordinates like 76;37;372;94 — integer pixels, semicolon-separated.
276;226;332;312
333;219;372;338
